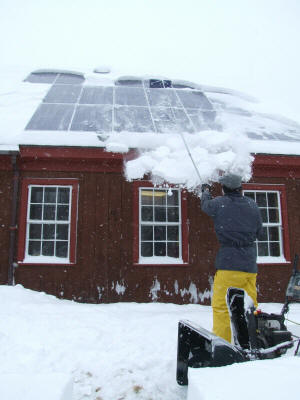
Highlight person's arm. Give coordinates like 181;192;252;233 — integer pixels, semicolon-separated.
200;188;218;217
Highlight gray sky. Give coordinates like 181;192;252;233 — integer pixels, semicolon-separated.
1;0;300;121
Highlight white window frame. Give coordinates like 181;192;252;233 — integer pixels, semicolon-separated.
138;187;183;264
25;184;73;263
243;189;286;263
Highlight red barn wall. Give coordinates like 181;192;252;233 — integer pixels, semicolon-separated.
0;148;299;304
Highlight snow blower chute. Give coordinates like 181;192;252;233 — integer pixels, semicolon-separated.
176;254;300;386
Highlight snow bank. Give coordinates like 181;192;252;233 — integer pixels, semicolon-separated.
0;285;300;400
187;356;300;400
124;130;253;188
0;373;73;400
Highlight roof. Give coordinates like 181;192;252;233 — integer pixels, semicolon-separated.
1;66;300;153
1;66;300;188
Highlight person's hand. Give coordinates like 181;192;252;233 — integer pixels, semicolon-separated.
201;184;211;193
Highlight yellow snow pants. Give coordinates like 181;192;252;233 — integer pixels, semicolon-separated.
212;270;258;343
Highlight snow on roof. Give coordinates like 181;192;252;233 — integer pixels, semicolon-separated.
1;65;300;188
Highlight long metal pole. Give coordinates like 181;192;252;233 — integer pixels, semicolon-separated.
179;131;203;183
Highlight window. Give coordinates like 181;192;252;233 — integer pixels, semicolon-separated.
133;182;188;264
243;184;290;263
18;179;78;264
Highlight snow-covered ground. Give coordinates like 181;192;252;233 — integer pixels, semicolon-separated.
0;285;299;400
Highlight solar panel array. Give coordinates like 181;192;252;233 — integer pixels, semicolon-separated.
25;72;217;133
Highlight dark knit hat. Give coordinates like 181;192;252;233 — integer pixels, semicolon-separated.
219;174;242;190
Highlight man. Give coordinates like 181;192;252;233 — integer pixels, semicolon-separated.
201;174;263;343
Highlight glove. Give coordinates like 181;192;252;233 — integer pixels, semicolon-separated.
201;184;211;193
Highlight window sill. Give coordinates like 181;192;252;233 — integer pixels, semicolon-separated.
18;256;74;266
135;256;189;266
257;256;290;265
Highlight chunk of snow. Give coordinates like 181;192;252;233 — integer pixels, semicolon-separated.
125;130;253;188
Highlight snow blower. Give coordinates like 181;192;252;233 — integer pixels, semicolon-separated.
176;254;300;386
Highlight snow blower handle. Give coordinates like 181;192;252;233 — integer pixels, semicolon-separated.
281;253;300;316
292;254;299;274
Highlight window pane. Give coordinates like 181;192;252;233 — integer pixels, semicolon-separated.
56;242;68;258
28;241;41;256
30;204;42;220
167;226;179;241
269;226;279;241
155;207;166;222
44;187;57;203
43;205;56;220
141;206;153;222
268;193;278;207
167;242;179;258
256;193;267;207
29;224;42;239
258;242;269;256
154;191;167;206
43;224;55;239
168;207;179;222
270;242;280;257
167;190;179;206
42;241;54;256
141;242;153;257
141;190;153;205
58;188;70;204
57;205;69;221
56;224;69;240
154;226;166;240
260;209;268;223
31;187;43;203
154;242;166;256
269;209;279;223
141;225;153;241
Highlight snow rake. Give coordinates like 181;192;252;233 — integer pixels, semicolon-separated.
176;254;300;386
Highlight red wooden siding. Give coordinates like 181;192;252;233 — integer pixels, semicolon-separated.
0;148;299;303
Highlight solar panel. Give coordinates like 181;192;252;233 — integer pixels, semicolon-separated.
26;104;74;130
115;87;147;106
43;85;82;104
114;106;155;132
79;87;113;105
176;90;213;109
151;107;177;133
70;105;112;132
146;88;181;107
25;72;216;133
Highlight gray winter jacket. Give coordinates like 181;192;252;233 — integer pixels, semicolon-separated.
201;191;263;273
